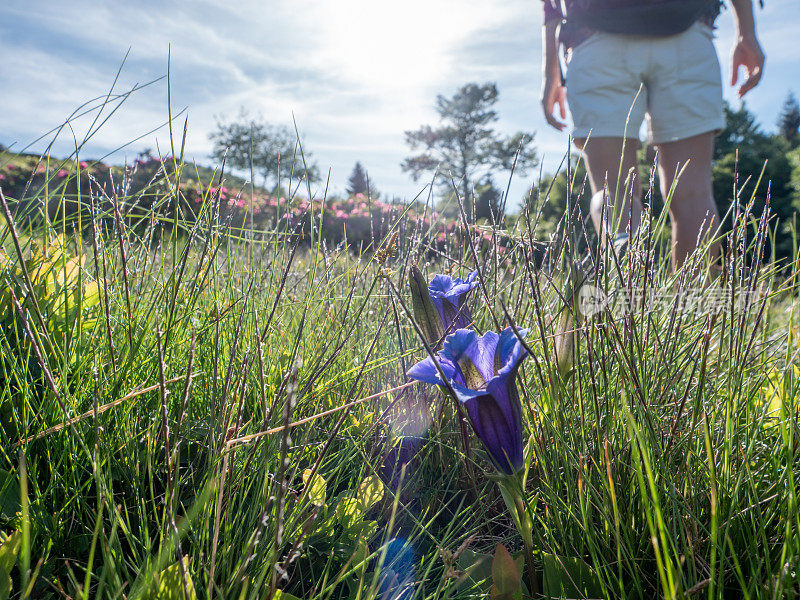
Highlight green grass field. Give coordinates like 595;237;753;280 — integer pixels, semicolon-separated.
0;139;798;600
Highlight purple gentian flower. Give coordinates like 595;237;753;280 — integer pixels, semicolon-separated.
428;271;479;332
408;327;528;475
409;266;479;348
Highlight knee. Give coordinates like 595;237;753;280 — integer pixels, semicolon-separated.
669;193;719;227
664;170;714;211
590;190;606;218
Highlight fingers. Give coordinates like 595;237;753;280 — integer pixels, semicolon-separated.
545;113;567;131
731;52;765;97
541;91;567;131
730;39;766;96
542;104;566;131
739;66;763;97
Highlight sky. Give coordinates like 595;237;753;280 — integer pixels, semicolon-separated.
1;1;799;209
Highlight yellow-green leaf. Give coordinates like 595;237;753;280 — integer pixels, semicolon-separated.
356;475;384;511
82;281;102;308
0;569;11;599
758;366;799;429
46;234;65;257
302;469;327;506
351;539;369;569
29;239;44;264
0;530;22;599
59;255;84;287
154;558;196;600
335;498;363;532
361;519;378;539
0;530;22;575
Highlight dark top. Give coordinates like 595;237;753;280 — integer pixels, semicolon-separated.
542;0;721;48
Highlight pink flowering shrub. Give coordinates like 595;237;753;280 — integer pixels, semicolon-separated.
0;157;514;256
0;156;114;223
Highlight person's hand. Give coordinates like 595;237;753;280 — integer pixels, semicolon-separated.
731;34;765;97
541;76;567;131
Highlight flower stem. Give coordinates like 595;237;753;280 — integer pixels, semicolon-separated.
454;397;472;458
523;536;538;598
514;495;539;597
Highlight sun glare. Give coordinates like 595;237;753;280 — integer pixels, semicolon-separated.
307;0;513;91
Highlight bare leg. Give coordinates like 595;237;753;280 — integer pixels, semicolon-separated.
655;132;720;269
574;136;643;241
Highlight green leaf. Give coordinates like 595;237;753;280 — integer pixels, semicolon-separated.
153;558;196;600
542;553;603;599
0;531;22;600
361;520;378;539
0;531;21;574
0;472;20;522
274;590;302;600
490;543;522;600
302;469;327;507
335;498;364;533
356;475;384;511
0;569;11;600
455;549;492;593
351;539;369;569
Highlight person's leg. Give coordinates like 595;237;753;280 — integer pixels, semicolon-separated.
563;29;647;244
574;136;643;241
644;21;725;269
655;131;720;269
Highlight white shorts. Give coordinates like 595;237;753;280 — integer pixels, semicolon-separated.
565;20;725;145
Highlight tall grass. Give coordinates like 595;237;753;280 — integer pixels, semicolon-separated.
0;106;798;600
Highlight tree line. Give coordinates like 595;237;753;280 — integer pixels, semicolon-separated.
209;84;800;256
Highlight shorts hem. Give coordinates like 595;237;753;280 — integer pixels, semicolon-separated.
649;119;725;145
571;127;642;142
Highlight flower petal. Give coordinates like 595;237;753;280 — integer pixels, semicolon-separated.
428;270;479;300
441;329;493;388
469;331;502;382
440;329;479;358
407;354;459;386
449;379;488;403
429;296;447;333
494;327;528;377
486;375;524;466
438;298;474;332
462;386;523;475
428;274;456;297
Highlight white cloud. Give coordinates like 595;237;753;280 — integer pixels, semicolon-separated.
1;0;798;206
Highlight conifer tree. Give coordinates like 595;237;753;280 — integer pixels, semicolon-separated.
347;162;369;196
778;91;800;143
402;82;537;220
